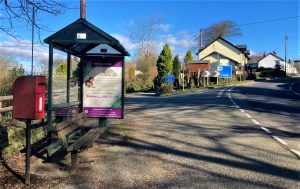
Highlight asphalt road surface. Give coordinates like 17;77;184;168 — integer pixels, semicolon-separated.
104;77;299;188
5;78;298;188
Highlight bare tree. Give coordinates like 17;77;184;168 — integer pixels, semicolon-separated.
129;15;162;86
0;0;68;40
202;20;242;46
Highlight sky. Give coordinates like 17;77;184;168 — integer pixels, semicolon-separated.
0;0;299;73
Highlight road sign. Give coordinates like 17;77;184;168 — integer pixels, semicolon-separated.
219;66;232;78
165;74;175;83
201;70;211;77
213;70;220;77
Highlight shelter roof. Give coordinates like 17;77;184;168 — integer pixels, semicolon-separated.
44;18;130;56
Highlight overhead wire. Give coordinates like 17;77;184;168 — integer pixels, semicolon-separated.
0;15;299;47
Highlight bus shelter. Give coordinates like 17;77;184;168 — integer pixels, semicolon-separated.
44;18;130;134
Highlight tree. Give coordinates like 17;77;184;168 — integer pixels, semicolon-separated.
128;67;135;81
129;15;161;88
0;0;67;39
55;60;68;76
184;50;193;63
156;44;173;84
9;65;25;80
0;55;24;95
202;20;242;46
173;55;181;78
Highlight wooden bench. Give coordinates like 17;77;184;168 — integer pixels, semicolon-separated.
47;112;105;169
0;127;9;162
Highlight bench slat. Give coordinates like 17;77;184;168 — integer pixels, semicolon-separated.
67;128;99;151
56;119;74;131
76;112;86;121
58;124;81;142
66;128;104;152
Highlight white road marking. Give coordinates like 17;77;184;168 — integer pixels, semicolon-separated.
251;119;260;125
227;84;300;159
290;149;300;158
260;126;272;134
245;113;252;119
272;136;288;146
289;80;300;96
217;88;228;97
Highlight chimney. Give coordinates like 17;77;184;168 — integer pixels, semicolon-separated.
272;50;276;55
80;0;86;19
263;52;266;57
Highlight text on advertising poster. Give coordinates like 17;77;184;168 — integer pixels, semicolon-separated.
83;58;123;118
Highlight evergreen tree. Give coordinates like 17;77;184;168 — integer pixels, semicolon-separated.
156;44;173;83
184;50;193;63
173;54;181;78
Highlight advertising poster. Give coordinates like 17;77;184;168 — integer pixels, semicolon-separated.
83;58;123;118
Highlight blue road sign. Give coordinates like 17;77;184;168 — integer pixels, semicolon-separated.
165;74;175;83
219;66;232;78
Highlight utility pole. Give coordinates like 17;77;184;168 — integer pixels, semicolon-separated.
285;35;288;76
80;0;86;19
200;29;203;49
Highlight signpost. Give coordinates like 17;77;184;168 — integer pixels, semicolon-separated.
201;70;211;86
213;70;220;85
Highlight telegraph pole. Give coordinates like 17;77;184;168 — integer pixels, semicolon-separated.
80;0;86;19
200;29;203;49
285;35;288;76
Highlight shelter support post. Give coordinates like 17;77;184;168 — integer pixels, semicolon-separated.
47;42;53;135
67;53;71;119
99;118;107;127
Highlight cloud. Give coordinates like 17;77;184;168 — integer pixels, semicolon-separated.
0;36;65;73
156;32;198;62
155;24;171;32
249;50;257;55
111;33;138;51
111;29;198;62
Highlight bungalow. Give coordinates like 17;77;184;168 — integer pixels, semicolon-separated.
197;37;250;73
257;52;284;69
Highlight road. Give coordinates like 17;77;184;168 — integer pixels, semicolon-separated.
97;77;298;188
10;78;299;188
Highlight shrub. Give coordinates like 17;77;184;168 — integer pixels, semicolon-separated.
159;84;173;94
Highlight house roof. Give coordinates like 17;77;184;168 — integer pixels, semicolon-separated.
259;53;284;62
198;37;250;59
187;60;210;64
44;18;130;56
236;45;247;51
198;37;241;54
248;55;264;64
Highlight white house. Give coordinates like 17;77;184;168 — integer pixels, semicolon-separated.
258;53;284;69
258;53;298;74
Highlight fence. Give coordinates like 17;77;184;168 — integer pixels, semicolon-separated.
0;87;79;116
0;95;13;114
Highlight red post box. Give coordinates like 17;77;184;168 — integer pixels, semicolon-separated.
13;76;46;120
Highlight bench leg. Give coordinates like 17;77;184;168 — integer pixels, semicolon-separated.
0;149;3;163
71;151;78;171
